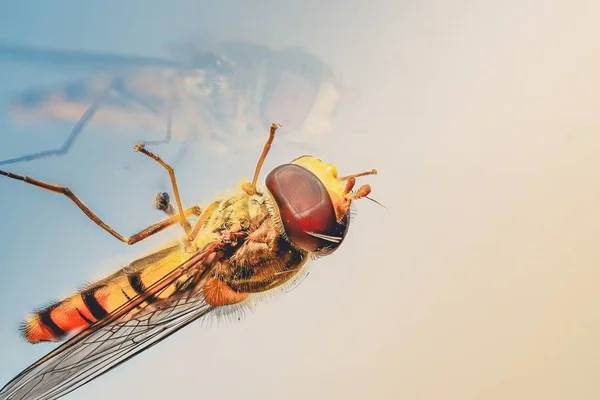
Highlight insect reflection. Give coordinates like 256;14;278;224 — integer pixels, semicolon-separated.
0;41;343;168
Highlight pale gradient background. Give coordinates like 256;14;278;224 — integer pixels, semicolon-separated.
1;1;600;399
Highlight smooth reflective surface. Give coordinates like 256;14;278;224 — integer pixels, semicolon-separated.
1;1;600;399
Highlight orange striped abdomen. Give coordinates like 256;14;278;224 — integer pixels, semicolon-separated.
21;252;186;343
21;286;109;343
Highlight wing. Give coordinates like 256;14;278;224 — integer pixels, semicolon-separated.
0;242;222;400
9;72;172;129
0;42;228;72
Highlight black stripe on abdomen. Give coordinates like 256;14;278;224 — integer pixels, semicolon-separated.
81;286;108;320
38;307;66;338
76;308;94;324
128;273;157;304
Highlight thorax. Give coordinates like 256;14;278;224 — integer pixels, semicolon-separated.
193;189;310;294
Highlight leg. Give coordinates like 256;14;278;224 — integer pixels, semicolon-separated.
154;76;203;189
0;102;99;166
155;191;218;243
241;122;282;195
112;84;159;115
134;144;191;238
140;76;175;146
154;191;194;232
0;168;202;244
188;201;221;242
1;78;176;167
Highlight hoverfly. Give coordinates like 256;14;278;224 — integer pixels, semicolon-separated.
0;123;377;400
1;41;342;168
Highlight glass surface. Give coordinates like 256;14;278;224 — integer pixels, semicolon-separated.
1;1;600;399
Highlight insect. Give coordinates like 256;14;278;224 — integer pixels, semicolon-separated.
0;41;233;169
0;122;377;400
1;41;342;168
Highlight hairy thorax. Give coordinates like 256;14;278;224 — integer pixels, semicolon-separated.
194;189;309;305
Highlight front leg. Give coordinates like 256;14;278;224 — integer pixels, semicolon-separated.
0;169;201;245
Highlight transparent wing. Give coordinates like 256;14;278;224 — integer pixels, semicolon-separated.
0;244;220;400
0;43;232;168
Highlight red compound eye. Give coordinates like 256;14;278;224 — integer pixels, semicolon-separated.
265;164;350;253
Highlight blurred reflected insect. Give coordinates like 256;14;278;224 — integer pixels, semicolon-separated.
0;123;377;400
0;41;343;167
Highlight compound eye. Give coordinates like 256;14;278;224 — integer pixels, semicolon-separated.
266;164;349;252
